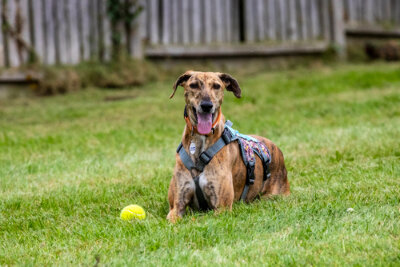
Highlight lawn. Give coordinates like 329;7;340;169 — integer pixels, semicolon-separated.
1;63;399;266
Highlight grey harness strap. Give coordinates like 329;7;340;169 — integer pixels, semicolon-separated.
177;127;235;173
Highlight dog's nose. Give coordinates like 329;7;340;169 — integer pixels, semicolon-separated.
200;101;213;113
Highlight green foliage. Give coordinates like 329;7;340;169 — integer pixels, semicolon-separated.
107;0;143;24
0;63;400;265
106;0;143;60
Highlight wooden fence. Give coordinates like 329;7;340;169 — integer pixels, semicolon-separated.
1;0;400;67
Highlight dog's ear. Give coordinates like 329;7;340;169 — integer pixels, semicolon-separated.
170;71;193;99
219;73;241;98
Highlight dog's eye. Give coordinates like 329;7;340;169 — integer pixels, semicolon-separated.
213;83;221;90
189;83;199;89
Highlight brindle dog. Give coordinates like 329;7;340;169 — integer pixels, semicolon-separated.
167;71;289;222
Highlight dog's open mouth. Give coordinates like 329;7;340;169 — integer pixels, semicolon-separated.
192;106;215;135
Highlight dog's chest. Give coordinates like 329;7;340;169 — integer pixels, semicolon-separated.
189;135;206;164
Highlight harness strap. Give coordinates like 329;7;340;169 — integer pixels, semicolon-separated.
236;137;256;201
177;143;196;171
240;185;250;201
176;128;234;172
197;128;233;171
253;145;271;181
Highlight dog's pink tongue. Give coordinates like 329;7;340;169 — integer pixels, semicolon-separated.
197;113;213;134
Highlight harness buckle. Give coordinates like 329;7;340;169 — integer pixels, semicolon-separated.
199;151;212;165
225;120;233;127
222;128;233;144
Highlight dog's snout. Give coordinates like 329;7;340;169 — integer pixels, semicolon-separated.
200;101;213;113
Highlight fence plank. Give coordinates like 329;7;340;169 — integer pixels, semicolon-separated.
204;0;212;43
1;0;9;67
317;0;323;38
379;0;385;23
348;0;356;24
331;0;346;58
75;0;82;60
19;0;30;63
215;0;223;42
81;0;90;60
310;0;319;38
353;0;360;22
389;0;394;23
63;0;72;63
374;0;382;22
124;0;133;57
28;0;35;58
102;0;111;61
162;0;171;44
2;0;10;66
299;0;308;40
396;0;400;24
31;0;43;63
130;0;145;59
266;0;276;40
359;0;364;21
96;0;104;61
220;0;227;42
278;0;287;41
171;0;179;43
359;0;366;22
68;0;80;63
58;0;69;64
181;0;189;44
361;0;366;22
365;0;373;24
288;0;297;41
209;0;216;42
231;0;240;42
382;0;391;23
51;0;60;64
321;0;331;41
190;0;201;44
148;0;159;45
90;0;99;60
255;0;265;41
7;0;19;66
245;0;255;42
224;0;232;42
41;0;48;64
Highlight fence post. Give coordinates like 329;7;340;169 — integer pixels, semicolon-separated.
331;0;346;59
131;0;146;59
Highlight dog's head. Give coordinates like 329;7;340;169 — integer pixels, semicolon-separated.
170;71;241;134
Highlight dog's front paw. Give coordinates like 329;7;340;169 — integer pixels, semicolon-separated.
166;210;181;223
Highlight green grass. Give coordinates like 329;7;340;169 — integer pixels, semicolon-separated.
1;63;399;266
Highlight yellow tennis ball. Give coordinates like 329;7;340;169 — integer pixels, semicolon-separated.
120;204;146;221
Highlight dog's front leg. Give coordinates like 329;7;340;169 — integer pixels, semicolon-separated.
201;171;234;211
167;171;195;223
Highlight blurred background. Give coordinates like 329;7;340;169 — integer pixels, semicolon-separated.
0;0;399;97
